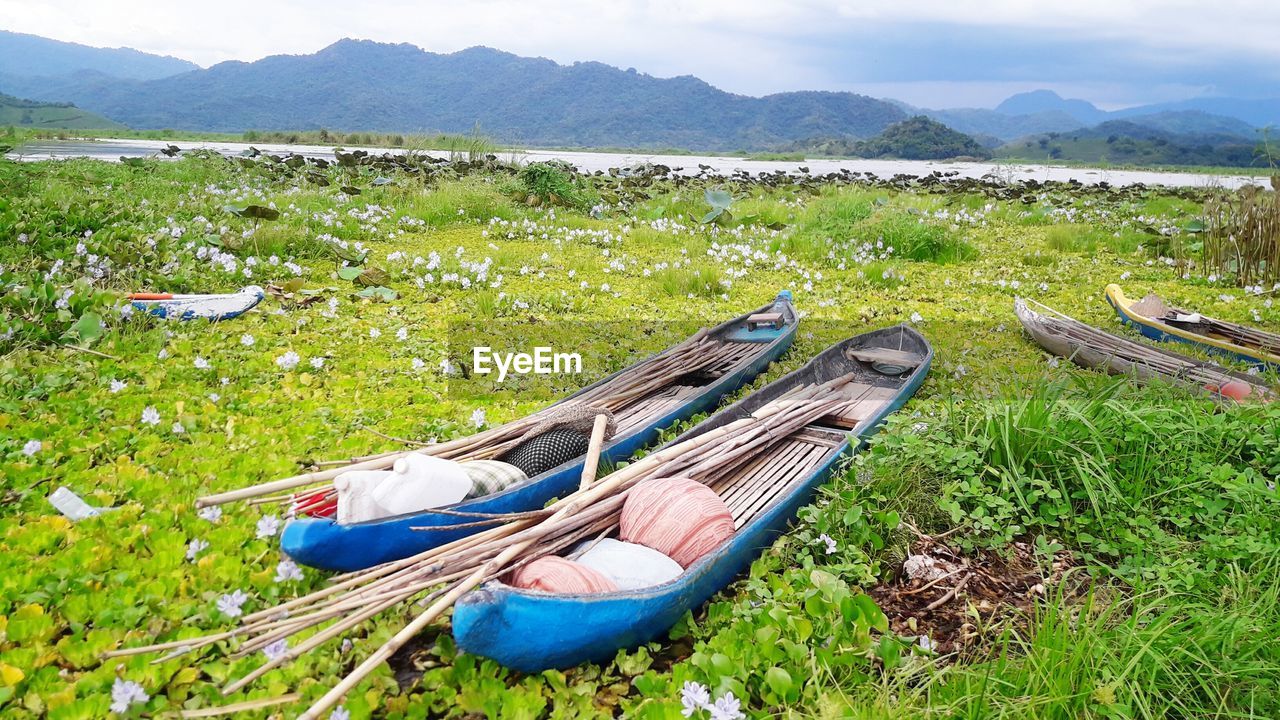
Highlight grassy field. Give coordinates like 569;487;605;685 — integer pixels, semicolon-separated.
1;154;1278;719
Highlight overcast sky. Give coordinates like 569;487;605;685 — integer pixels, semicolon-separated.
2;0;1278;109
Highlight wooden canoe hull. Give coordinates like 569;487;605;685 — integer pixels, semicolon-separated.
1015;298;1271;400
1106;284;1280;369
451;325;931;672
281;294;798;572
129;287;264;320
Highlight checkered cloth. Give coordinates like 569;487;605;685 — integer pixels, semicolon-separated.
501;428;590;477
461;460;528;499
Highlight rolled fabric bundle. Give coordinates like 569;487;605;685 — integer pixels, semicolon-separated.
500;428;590;477
507;556;618;594
619;476;735;567
574;538;683;591
460;460;528;498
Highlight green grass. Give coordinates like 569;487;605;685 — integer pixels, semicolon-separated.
654;264;725;297
1;154;1279;719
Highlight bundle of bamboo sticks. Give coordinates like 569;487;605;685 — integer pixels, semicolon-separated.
196;329;744;510
110;374;858;719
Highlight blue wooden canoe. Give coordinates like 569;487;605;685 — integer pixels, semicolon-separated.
452;324;932;671
1107;284;1279;370
281;292;798;572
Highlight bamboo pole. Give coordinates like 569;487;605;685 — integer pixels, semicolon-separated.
195;328;735;508
578;415;610;491
124;378;860;717
291;411;749;720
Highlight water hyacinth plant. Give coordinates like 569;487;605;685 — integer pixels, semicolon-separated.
0;147;1277;718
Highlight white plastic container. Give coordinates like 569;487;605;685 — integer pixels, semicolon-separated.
47;487;110;521
334;470;394;525
373;453;471;516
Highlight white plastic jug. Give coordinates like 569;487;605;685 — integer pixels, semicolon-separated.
370;453;471;517
334;469;394;525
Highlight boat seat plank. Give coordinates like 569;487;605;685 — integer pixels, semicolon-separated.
845;347;926;369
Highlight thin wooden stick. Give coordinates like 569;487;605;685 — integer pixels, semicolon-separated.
578;414;610;491
359;424;432;447
179;694;300;718
62;344;120;360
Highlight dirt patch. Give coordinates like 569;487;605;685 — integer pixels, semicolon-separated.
869;538;1079;659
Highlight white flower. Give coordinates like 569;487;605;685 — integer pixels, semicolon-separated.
157;348;168;359
171;422;186;435
119;304;134;319
22;439;41;456
1120;271;1131;280
109;678;149;714
369;327;381;339
818;533;837;555
681;681;711;717
440;358;457;375
208;392;221;402
276;351;300;370
240;334;255;346
194;357;210;370
329;707;351;720
1047;356;1060;368
110;379;127;393
217;589;249;617
262;639;289;661
198;505;223;523
909;311;923;323
709;692;745;720
274;558;304;583
186;538;209;561
310;357;326;369
411;357;425;371
141;406;161;426
396;327;409;341
470;408;486;428
256;514;282;538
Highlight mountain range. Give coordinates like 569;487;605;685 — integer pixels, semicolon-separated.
0;30;197;80
0;30;1275;161
0;36;906;151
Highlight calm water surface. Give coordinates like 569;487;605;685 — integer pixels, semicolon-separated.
7;137;1266;190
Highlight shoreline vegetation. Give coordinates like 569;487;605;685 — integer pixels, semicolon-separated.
6;125;1278;177
2;146;1279;718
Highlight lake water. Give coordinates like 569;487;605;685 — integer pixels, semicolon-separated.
6;137;1269;190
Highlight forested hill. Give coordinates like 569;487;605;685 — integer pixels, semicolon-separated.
0;39;907;151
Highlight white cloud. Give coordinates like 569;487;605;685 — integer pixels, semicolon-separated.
0;0;1276;103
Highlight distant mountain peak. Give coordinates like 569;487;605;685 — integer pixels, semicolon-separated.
996;90;1106;124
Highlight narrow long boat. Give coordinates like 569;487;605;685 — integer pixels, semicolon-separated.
452;324;931;671
1106;284;1280;369
1016;297;1273;401
276;293;799;571
128;286;264;320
